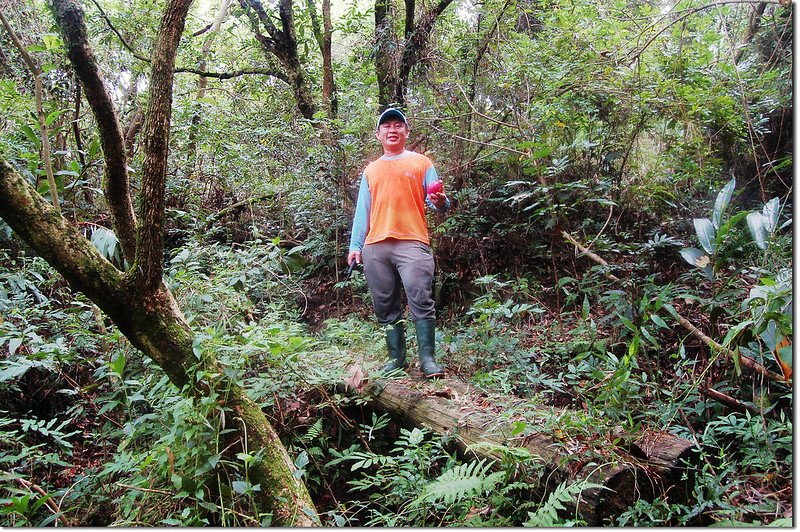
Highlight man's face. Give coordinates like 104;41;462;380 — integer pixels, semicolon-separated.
376;118;410;152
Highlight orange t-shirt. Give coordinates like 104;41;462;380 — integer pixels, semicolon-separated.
364;151;433;246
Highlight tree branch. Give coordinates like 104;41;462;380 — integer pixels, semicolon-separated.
175;65;289;82
89;0;151;62
239;0;281;51
699;385;759;414
395;0;454;103
239;0;320;122
133;0;193;292
91;0;287;83
50;0;137;261
626;0;782;65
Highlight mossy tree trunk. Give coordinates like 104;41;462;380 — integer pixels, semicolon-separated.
373;0;455;107
0;0;318;525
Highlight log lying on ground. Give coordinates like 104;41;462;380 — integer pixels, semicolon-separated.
342;371;698;525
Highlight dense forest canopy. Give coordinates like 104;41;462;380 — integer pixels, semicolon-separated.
0;0;793;526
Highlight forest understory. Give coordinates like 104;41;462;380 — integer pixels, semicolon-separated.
0;0;793;526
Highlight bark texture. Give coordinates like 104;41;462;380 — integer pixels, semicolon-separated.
51;0;136;260
239;0;319;121
133;0;193;291
0;157;319;525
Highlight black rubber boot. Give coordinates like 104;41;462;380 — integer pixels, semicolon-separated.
415;319;445;379
382;321;408;373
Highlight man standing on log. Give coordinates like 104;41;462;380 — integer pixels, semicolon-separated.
347;108;450;378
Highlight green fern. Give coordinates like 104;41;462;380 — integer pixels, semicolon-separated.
415;459;504;506
299;418;323;445
523;479;604;527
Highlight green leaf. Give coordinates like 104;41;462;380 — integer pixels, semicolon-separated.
110;354;125;376
8;337;23;356
766;518;794;527
680;247;708;268
712;177;735;229
232;481;251;494
722;320;753;347
776;344;792;372
716;210;748;243
417;460;496;505
650;314;668;329
640;326;659;347
45;109;69;127
693;218;716;254
407;427;424;446
762;197;780;233
511;421;527;436
90;226;120;262
746;212;767;250
20;124;41;148
617;314;637;334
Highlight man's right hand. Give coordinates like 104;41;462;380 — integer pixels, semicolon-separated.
347;250;362;266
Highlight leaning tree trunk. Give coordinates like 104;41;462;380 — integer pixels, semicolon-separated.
0;0;319;524
0;161;319;524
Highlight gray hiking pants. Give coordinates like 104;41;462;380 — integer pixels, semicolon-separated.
362;239;436;324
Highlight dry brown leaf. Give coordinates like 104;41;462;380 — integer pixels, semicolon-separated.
344;363;367;392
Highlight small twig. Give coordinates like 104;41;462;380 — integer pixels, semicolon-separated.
115;482;173;495
0;11;60;214
90;0;289;82
561;230;785;384
89;0;150;62
561;230;621;282
425;122;528;157
583;205;614;255
699;385;758;414
16;478;69;526
626;0;783;65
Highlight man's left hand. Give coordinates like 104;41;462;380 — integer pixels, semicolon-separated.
429;192;447;209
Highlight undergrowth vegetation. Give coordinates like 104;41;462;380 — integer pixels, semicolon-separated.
0;0;793;526
0;178;792;525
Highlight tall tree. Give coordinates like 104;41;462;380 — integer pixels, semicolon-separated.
239;0;321;121
186;0;233;178
374;0;455;106
306;0;337;116
0;0;318;524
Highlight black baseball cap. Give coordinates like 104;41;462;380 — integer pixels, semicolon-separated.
377;108;408;129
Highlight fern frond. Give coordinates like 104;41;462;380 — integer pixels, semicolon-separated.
466;441;539;462
415;459;504;507
300;418;323;444
498;480;537;495
523;479;605;527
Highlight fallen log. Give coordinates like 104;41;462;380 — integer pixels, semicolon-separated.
342;370;698;525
